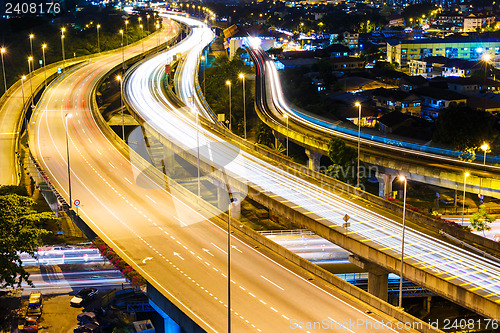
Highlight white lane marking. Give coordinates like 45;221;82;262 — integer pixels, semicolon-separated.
145;195;157;203
108;162;115;169
124;177;133;185
260;275;284;291
173;216;187;227
211;242;227;255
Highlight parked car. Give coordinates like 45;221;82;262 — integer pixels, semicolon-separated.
18;316;38;333
74;323;102;333
70;288;98;307
77;312;97;325
26;291;42;317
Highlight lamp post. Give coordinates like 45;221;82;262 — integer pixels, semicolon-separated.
65;113;73;209
21;75;26;105
156;23;160;52
480;143;489;204
200;55;206;96
1;47;6;95
239;73;246;140
227;196;237;333
190;99;201;198
29;34;34;63
61;28;66;69
284;114;289;156
97;24;101;53
42;44;47;90
226;80;231;130
116;76;125;141
147;14;150;35
461;172;470;225
120;30;124;72
124;20;129;46
28;57;34;108
140;24;144;53
354;102;362;188
398;175;407;309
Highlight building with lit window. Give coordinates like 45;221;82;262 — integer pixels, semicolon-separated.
387;38;500;66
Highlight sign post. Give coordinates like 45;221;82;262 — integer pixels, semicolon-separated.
74;199;80;215
343;214;351;235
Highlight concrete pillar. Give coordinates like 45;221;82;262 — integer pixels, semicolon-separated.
349;255;389;301
305;149;322;172
375;173;396;198
423;296;432;315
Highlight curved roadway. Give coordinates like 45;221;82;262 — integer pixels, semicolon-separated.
124;15;500;321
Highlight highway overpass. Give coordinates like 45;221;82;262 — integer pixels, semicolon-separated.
246;43;500;200
122;15;500;321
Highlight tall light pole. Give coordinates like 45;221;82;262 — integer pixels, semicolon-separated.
140;24;144;53
28;57;34;108
116;76;125;141
120;30;124;72
61;28;66;69
200;55;206;96
226;80;231;130
1;47;6;95
462;172;469;225
65;113;73;209
480;143;489;204
239;73;246;140
29;34;34;63
147;14;150;35
97;24;101;53
156;23;160;52
284;114;289;156
398;175;407;309
42;44;47;90
124;20;129;46
189;98;201;198
21;75;26;105
355;102;362;188
227;196;237;333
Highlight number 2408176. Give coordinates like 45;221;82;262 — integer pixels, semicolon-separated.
5;2;61;15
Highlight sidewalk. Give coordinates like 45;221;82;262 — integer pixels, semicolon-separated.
441;215;500;242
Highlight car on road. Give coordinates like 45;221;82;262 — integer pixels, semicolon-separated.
18;316;38;333
77;311;97;325
74;322;102;333
70;288;99;307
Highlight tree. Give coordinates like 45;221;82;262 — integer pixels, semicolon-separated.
0;187;54;288
433;104;497;152
470;205;496;236
325;137;359;184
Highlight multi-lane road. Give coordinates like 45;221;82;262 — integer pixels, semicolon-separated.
124;14;500;321
29;14;414;332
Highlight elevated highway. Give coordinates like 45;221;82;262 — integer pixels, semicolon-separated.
28;15;415;333
123;15;500;320
246;43;500;199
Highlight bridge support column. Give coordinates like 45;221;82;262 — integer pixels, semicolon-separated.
305;149;322;172
376;173;396;198
349;255;389;301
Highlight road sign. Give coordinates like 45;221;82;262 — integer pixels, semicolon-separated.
343;214;350;222
74;199;80;207
57;67;61;73
343;214;351;229
39;60;43;65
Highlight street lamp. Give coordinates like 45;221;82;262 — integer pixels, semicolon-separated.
239;73;246;140
61;28;66;69
42;44;47;90
354;102;362;188
226;80;231;130
124;20;129;46
1;47;6;95
21;75;26;105
227;196;237;333
398;175;407;309
29;34;34;63
116;75;124;141
461;172;470;225
139;24;144;53
189;99;201;198
27;56;34;108
97;24;101;53
284;114;289;156
480;143;489;203
156;23;160;52
119;30;124;72
200;55;206;96
65;113;73;209
147;14;150;35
